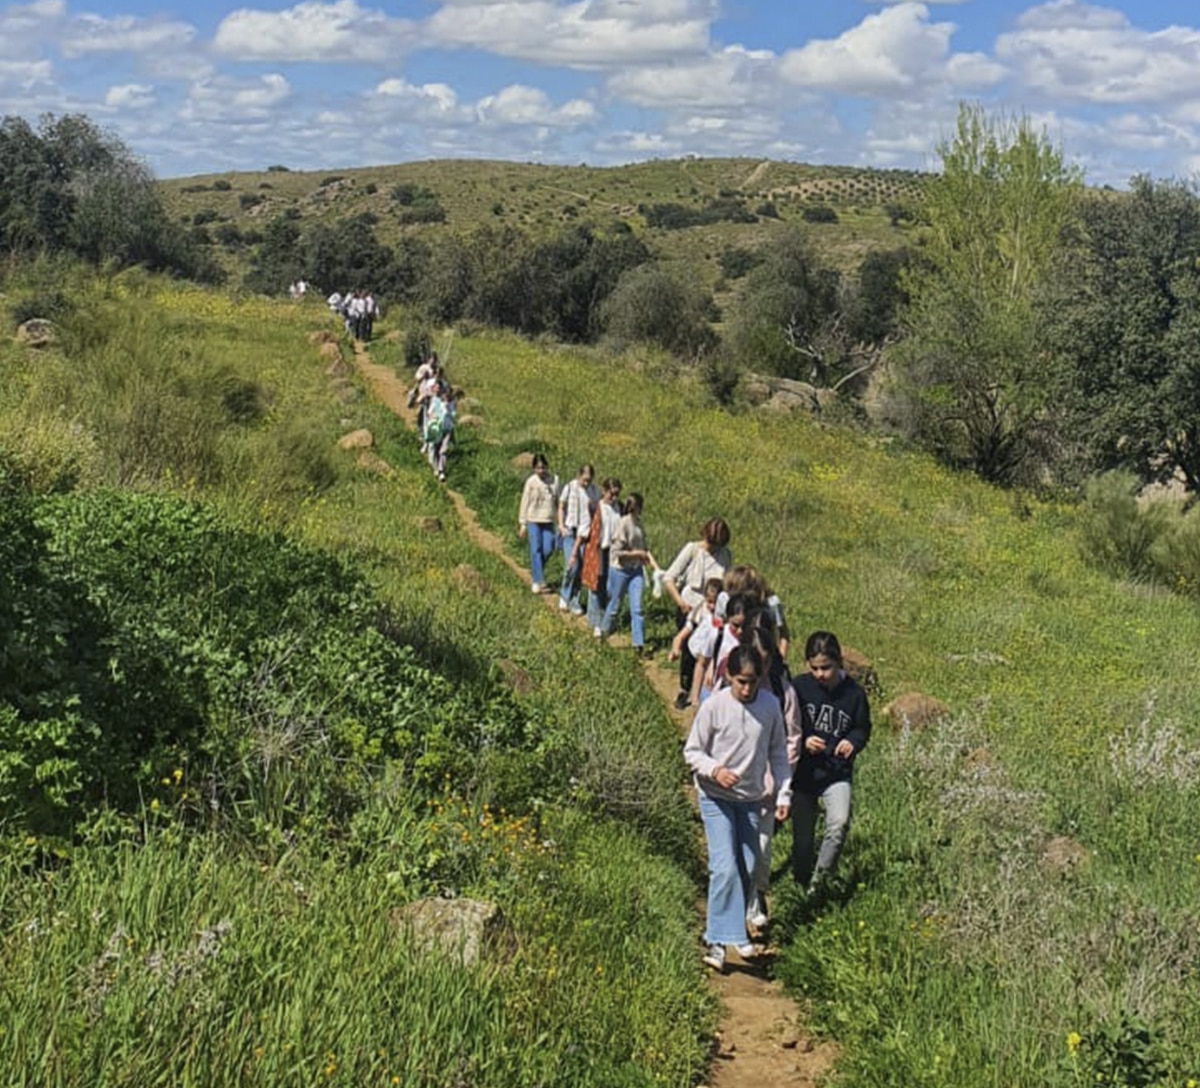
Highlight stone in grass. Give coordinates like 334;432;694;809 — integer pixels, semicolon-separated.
510;452;535;471
496;658;535;696
452;564;490;596
356;450;394;477
390;898;515;967
337;428;373;451
456;415;485;429
417;516;443;533
16;319;55;348
881;692;949;731
840;647;881;695
1040;835;1089;875
308;329;337;345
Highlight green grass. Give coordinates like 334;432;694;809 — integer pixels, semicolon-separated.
0;272;713;1087
406;325;1200;1086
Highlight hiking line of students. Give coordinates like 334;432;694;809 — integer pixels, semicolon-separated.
326;288;380;343
517;456;872;973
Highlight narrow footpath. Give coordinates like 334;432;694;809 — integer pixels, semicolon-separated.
350;340;835;1087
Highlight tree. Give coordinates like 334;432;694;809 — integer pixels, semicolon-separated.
600;264;716;358
891;104;1081;484
0;112;217;280
1046;178;1200;492
723;228;841;380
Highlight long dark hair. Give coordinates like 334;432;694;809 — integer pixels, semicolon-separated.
622;493;643;517
804;630;843;664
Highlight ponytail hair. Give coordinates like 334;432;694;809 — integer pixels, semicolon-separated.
622;492;643;517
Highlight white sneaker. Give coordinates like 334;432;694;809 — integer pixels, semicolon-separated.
558;598;569;611
593;627;603;639
735;942;760;960
746;894;768;930
702;944;725;971
569;603;585;616
531;583;542;594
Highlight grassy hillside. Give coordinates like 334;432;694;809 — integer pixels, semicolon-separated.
6;266;1198;1085
158;157;924;290
369;324;1200;1086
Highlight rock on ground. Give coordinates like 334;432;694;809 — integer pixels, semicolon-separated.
337;429;373;451
390;898;514;967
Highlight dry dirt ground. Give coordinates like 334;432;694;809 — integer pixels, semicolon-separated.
349;340;836;1087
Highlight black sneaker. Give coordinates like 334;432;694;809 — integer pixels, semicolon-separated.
674;692;691;710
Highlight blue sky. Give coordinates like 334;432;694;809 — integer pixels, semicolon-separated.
2;0;1199;183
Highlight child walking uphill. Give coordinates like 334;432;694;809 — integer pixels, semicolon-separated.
685;644;791;971
788;631;872;893
517;454;560;594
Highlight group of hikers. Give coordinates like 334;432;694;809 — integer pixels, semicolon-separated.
516;459;872;971
326;288;380;342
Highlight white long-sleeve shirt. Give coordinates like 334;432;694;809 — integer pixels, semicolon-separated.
683;687;792;806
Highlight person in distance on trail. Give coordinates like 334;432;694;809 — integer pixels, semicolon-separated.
788;631;872;894
558;463;599;616
581;477;622;636
518;454;560;594
360;290;379;343
697;592;754;704
662;518;732;709
423;386;456;482
598;493;658;659
684;643;792;972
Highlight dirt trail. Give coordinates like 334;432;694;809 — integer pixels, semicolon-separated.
348;340;833;1087
742;159;771;191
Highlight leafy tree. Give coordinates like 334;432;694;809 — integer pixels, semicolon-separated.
845;246;917;345
0;112;217;281
1047;177;1200;492
891;104;1081;484
723;228;841;380
600;264;717;358
244;215;302;294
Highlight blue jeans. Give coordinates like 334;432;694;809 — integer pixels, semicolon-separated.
699;793;760;946
527;522;556;587
600;564;644;647
559;530;582;608
791;780;852;887
585;548;610;629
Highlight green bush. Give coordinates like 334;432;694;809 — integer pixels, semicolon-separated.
1078;471;1174;580
802;204;839;223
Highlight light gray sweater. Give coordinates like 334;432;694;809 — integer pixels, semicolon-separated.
683;687;793;806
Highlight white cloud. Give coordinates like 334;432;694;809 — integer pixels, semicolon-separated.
369;78;466;122
0;0;63;60
998;1;1200;105
0;57;53;89
181;73;291;123
105;83;156;110
476;84;595;127
424;0;713;69
214;0;416;63
606;45;780;111
60;14;196;57
780;3;1004;94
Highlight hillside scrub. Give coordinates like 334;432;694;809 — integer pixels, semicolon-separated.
429;324;1200;1086
0;272;711;1085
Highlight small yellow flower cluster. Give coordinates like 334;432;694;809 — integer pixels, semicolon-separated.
1065;1031;1082;1055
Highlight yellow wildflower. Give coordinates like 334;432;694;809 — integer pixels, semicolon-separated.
1065;1031;1082;1054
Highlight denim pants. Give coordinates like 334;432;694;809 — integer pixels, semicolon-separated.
600;564;644;647
791;780;852;887
527;522;556;587
558;530;582;608
584;548;610;629
699;793;760;946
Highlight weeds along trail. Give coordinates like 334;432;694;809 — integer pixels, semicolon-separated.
348;338;834;1088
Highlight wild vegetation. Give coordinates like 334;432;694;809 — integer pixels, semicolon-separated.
5;104;1200;1086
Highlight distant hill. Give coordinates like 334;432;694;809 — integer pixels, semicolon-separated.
158;158;927;293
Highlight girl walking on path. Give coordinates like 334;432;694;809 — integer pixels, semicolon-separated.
598;493;656;656
517;454;560;594
788;631;872;892
684;644;792;972
581;477;622;633
558;464;599;615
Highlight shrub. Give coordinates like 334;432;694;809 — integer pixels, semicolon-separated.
601;264;717;358
363;182;378;195
403;325;433;369
1078;471;1174;580
265;163;290;172
212;179;232;191
239;193;264;210
802;204;839;223
193;209;219;226
319;175;346;187
719;246;762;280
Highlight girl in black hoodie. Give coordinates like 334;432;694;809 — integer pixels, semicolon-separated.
789;631;871;890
